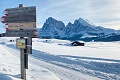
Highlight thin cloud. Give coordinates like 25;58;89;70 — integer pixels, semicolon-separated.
1;0;120;30
97;21;120;30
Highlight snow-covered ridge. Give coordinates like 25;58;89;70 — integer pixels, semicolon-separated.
38;17;120;41
78;18;96;26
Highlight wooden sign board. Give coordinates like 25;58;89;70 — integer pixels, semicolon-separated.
6;6;36;15
6;29;35;37
8;22;36;30
4;15;36;23
3;6;36;30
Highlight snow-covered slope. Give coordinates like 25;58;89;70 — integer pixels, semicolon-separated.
0;37;120;80
0;37;60;80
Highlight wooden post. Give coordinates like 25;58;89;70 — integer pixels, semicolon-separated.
19;4;26;80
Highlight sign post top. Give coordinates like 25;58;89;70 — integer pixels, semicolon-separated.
4;4;36;30
1;4;37;37
19;4;23;8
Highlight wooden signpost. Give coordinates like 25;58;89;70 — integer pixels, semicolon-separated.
0;4;37;80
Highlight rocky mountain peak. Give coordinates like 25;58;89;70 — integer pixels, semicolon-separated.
39;17;120;41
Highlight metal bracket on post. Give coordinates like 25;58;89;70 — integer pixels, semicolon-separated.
24;38;32;69
19;4;23;8
26;38;32;54
24;53;28;69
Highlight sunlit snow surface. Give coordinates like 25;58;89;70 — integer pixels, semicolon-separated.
0;37;120;80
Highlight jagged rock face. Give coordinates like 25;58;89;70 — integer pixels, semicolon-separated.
64;19;95;35
63;18;115;37
41;17;65;38
39;17;120;41
42;17;65;30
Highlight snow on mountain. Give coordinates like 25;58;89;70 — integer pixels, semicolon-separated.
78;18;96;27
64;18;98;36
64;18;116;37
39;17;120;41
96;26;116;34
81;33;97;38
116;30;120;34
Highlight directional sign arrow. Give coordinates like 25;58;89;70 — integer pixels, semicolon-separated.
6;6;36;16
3;9;8;16
4;15;36;23
1;16;5;23
8;22;36;30
6;29;37;37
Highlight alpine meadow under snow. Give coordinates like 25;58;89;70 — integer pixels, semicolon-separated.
0;37;120;80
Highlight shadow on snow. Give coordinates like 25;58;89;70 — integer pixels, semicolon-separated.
31;49;120;79
0;73;20;80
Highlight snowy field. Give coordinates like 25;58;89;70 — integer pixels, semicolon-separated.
0;37;120;80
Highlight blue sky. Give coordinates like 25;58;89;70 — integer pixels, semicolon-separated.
0;0;120;33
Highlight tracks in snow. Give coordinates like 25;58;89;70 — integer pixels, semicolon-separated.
3;43;120;80
2;44;98;80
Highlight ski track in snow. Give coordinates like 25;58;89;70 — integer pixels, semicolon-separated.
31;49;120;80
32;42;120;80
0;44;61;80
4;43;95;80
0;45;21;80
0;39;120;80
